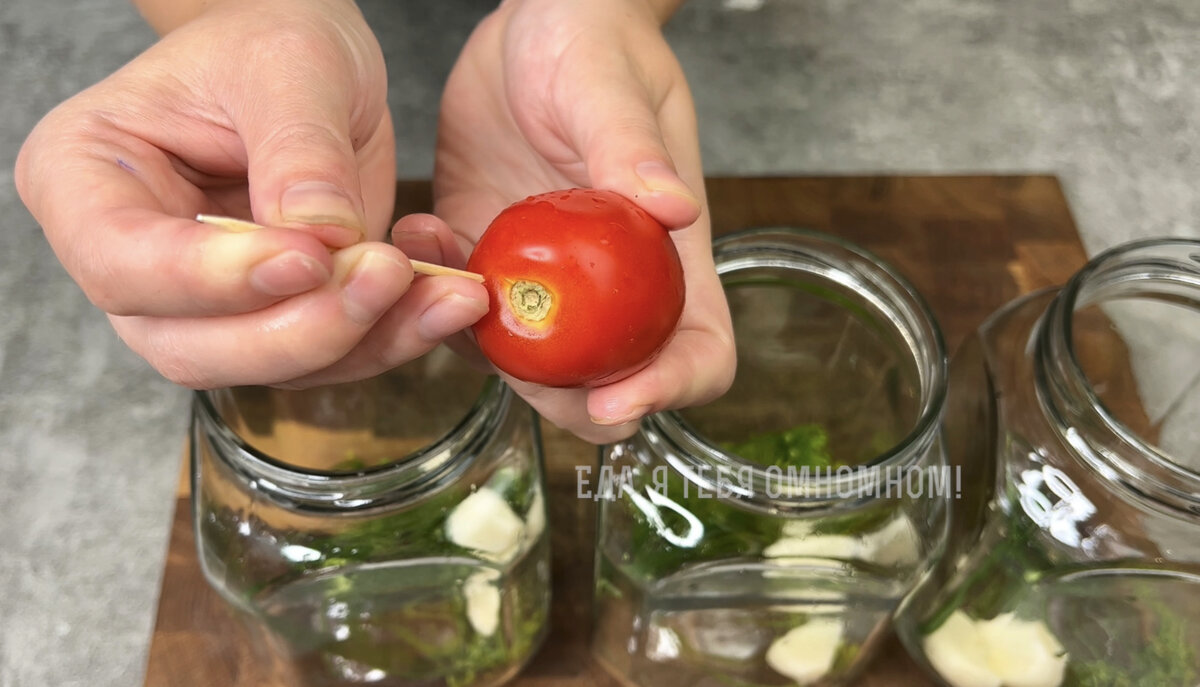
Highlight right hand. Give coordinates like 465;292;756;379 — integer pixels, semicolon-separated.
431;0;736;443
15;0;488;390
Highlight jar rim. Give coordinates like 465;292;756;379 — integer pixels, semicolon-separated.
191;376;510;509
643;227;949;510
1038;237;1200;516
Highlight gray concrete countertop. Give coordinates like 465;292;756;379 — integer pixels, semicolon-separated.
1;0;1196;685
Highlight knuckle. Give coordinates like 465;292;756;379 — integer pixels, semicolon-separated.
156;363;208;390
62;207;148;317
15;107;78;202
142;329;214;390
249;19;341;68
715;332;738;387
236;14;376;111
588;108;663;153
610;114;661;141
75;252;136;317
364;340;401;373
81;286;128;317
156;361;211;391
254;120;355;177
578;422;637;446
277;332;354;377
696;332;738;404
260;119;345;154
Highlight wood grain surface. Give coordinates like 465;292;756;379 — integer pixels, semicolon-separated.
144;176;1090;687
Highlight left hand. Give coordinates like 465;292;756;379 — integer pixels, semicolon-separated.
17;0;491;391
428;0;735;443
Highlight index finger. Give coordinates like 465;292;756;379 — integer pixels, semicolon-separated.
17;117;335;318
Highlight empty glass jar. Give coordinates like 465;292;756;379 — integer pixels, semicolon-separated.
191;347;550;687
591;229;951;686
894;239;1200;687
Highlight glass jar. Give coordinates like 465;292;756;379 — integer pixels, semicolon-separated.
894;239;1200;687
591;228;950;686
190;347;551;687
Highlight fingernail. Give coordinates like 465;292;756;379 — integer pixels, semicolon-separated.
249;250;330;296
417;293;489;341
591;400;652;426
392;229;443;265
636;161;698;201
281;181;364;232
341;252;408;324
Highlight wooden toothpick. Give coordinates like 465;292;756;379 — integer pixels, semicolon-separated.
195;214;485;283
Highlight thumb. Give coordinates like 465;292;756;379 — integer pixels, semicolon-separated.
232;83;370;248
562;72;702;229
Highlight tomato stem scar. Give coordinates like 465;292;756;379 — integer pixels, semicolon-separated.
509;280;552;322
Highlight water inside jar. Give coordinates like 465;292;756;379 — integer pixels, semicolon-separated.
208;346;491;474
593;554;908;687
916;555;1200;687
250;541;550;687
678;273;924;468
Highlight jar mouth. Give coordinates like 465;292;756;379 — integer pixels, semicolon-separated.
1038;238;1200;516
645;228;948;510
192;374;510;509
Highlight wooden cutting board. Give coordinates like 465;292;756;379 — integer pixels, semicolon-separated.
143;176;1089;687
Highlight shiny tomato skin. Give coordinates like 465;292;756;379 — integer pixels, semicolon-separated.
466;188;685;388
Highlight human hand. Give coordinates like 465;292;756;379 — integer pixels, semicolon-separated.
435;0;736;443
15;0;488;390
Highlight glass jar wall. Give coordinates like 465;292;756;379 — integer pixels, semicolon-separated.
894;239;1200;687
191;347;550;687
592;229;950;686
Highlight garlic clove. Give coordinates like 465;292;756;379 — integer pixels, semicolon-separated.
978;613;1068;687
525;489;546;540
765;618;844;685
923;611;1003;687
781;519;817;538
462;569;502;637
446;488;525;556
763;534;865;560
864;514;922;567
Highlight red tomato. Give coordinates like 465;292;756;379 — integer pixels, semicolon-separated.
466;188;686;388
